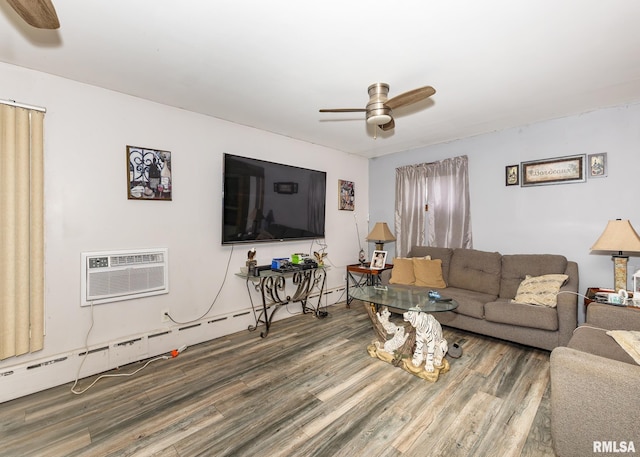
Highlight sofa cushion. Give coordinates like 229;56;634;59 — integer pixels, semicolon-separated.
388;258;415;285
413;258;446;288
438;287;496;319
447;248;502;296
408;246;453;284
484;299;558;331
512;274;568;307
568;326;637;365
500;254;568;299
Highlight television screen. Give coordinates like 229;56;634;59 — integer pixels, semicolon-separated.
222;154;327;244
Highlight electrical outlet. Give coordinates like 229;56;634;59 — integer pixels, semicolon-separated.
161;309;170;323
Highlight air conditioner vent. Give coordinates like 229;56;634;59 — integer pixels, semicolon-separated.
81;248;169;306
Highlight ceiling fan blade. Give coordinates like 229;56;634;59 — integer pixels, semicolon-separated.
319;108;367;113
7;0;60;29
379;118;395;131
386;86;435;110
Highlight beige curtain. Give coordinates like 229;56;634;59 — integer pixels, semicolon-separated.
395;155;472;256
0;103;45;360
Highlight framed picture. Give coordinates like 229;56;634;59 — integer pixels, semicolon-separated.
370;250;387;269
587;153;608;178
521;154;586;187
338;179;355;211
505;164;519;186
127;145;172;200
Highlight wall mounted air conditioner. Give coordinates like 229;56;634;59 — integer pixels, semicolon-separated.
81;248;169;306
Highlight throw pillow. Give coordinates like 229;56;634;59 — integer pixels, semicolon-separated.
413;258;446;288
388;258;416;285
511;274;569;307
606;330;640;365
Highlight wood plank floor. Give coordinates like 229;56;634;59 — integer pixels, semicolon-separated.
0;302;555;457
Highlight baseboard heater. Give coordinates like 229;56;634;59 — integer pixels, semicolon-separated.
81;248;169;306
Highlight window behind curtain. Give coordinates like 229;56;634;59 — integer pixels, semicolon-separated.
395;155;472;257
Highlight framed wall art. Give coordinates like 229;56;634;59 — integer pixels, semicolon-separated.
127;145;172;200
521;154;586;187
505;164;519;186
587;152;607;178
338;179;355;211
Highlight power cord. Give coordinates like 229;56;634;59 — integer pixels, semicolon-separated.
164;244;235;325
71;301;188;395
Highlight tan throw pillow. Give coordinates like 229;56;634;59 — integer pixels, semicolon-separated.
511;274;569;307
389;258;416;285
413;258;446;288
606;330;640;365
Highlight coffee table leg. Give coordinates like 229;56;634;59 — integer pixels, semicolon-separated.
365;305;450;381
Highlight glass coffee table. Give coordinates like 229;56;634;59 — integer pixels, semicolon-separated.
349;285;458;382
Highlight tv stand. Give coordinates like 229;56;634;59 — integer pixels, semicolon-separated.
238;266;327;338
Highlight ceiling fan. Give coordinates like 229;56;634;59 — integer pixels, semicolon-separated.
7;0;60;29
319;83;436;132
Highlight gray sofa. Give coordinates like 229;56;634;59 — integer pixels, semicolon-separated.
380;246;579;351
550;303;640;456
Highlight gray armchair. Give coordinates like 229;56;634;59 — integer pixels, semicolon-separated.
550;303;640;456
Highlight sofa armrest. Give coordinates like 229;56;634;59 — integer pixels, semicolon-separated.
379;268;392;285
550;346;640;457
555;261;579;346
586;302;640;331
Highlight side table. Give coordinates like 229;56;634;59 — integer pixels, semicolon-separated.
346;263;393;307
238;267;327;338
584;287;637;312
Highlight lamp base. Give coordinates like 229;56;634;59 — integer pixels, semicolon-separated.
375;243;385;251
613;255;629;291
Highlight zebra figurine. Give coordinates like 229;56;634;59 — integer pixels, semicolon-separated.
403;309;448;372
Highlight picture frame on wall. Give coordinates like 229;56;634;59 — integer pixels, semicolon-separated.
505;164;519;186
587;152;607;178
127;145;172;200
521;154;586;187
338;179;355;211
371;250;387;269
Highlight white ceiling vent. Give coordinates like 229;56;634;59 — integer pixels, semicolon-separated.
81;248;169;306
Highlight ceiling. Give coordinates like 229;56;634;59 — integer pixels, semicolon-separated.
2;1;640;159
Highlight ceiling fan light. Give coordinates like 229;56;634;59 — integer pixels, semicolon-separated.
366;114;392;125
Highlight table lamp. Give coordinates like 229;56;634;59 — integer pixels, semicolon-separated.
366;222;396;251
591;219;640;291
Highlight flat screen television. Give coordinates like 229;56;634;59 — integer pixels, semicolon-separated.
222;153;327;244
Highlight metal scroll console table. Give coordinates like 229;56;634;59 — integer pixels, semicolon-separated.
237;266;328;338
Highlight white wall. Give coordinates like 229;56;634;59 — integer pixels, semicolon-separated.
0;62;369;401
369;103;640;322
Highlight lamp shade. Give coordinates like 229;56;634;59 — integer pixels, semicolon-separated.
591;219;640;254
366;222;396;243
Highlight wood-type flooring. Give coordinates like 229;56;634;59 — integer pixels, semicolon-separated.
0;302;555;456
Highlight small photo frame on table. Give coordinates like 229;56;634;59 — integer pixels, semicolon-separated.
587;152;607;178
370;250;387;269
505;164;519;186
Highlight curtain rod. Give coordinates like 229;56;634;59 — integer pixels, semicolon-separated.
0;99;46;113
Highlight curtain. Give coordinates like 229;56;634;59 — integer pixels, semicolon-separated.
426;155;473;248
394;163;429;257
395;155;472;256
0;103;45;360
